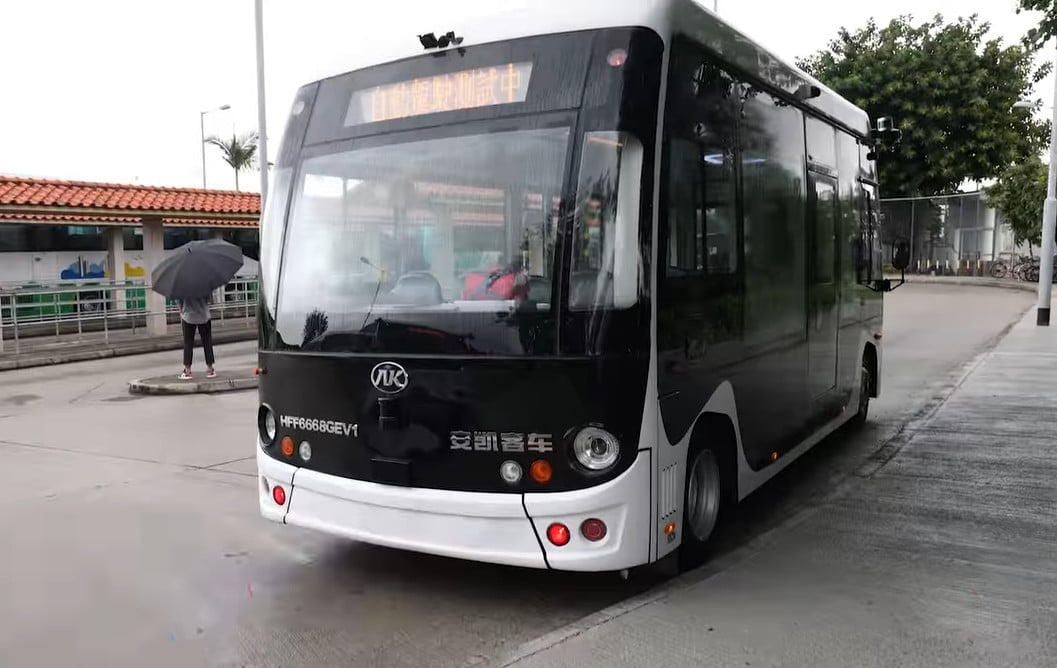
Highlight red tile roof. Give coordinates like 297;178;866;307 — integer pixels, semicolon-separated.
0;212;258;228
0;175;260;220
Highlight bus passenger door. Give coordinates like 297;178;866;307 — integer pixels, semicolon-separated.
808;173;839;404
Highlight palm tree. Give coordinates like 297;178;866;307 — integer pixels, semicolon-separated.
204;131;258;190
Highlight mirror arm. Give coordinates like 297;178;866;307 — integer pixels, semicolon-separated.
882;267;906;292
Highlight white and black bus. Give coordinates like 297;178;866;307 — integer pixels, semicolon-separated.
255;0;907;573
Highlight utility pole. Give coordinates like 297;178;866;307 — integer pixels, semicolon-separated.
1037;62;1057;326
255;0;270;209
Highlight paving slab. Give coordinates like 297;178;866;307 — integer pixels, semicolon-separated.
128;367;259;395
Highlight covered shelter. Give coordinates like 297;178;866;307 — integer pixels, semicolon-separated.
0;175;261;334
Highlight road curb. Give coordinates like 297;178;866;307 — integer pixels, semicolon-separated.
0;329;256;372
128;374;258;395
887;275;1038;293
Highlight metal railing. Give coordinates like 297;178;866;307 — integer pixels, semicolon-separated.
0;277;258;354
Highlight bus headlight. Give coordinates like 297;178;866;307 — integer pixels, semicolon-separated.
258;404;277;445
572;427;620;471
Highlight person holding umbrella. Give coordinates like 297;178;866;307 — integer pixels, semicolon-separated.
179;294;215;380
150;238;244;380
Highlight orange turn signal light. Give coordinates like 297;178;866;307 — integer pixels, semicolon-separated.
280;436;295;457
664;522;676;536
770;451;779;462
530;460;552;483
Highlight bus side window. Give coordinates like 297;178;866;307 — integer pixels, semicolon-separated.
660;39;741;353
667;138;704;275
667;139;735;277
666;50;738;278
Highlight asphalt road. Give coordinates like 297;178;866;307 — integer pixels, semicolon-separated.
0;283;1033;668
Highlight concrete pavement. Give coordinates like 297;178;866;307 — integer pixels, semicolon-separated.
491;305;1057;668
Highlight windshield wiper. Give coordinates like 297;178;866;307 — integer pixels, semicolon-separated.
300;327;379;353
359;256;388;331
300;318;476;354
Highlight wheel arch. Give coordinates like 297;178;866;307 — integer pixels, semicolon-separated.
687;411;739;502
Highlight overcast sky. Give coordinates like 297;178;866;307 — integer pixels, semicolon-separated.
0;0;1050;192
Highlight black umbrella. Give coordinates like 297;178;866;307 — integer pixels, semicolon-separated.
151;238;244;299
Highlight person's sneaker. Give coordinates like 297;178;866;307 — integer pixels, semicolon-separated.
206;369;217;379
178;371;193;380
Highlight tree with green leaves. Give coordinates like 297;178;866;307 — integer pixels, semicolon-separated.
1018;1;1057;45
205;131;259;191
798;14;1050;197
987;158;1048;250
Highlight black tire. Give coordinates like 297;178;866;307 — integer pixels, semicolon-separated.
849;359;871;428
677;438;734;572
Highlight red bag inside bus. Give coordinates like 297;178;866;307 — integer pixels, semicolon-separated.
462;265;526;300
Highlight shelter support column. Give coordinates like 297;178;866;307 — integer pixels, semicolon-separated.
142;217;167;336
211;228;226;306
106;227;126;312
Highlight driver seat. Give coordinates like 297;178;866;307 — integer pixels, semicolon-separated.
390;271;443;305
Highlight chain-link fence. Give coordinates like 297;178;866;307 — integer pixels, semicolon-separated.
878;191;1023;275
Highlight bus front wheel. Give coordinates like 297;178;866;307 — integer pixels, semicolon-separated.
677;438;733;571
849;359;872;428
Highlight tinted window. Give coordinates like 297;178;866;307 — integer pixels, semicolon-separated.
664;51;739;276
740;88;807;344
806;116;836;169
813;179;836;284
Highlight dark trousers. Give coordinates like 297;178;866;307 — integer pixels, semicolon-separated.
182;320;215;368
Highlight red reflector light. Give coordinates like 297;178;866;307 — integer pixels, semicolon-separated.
581;518;607;542
546;523;570;546
272;485;286;506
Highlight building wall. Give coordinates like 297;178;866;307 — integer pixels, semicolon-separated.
0;223;259;287
879;192;1028;268
0;250;259;287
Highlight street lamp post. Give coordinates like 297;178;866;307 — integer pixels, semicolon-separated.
199;104;231;188
254;0;270;209
1017;86;1057;325
1038;81;1057;326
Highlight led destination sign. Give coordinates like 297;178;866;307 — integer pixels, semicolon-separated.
345;61;534;126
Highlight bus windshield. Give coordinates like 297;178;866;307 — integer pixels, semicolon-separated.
274;118;625;355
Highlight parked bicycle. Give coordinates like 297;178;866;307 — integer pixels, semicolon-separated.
989;255;1055;282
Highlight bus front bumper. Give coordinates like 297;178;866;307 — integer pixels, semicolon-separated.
256;444;652;572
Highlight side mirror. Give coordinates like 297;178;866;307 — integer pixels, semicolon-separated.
892;238;910;271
